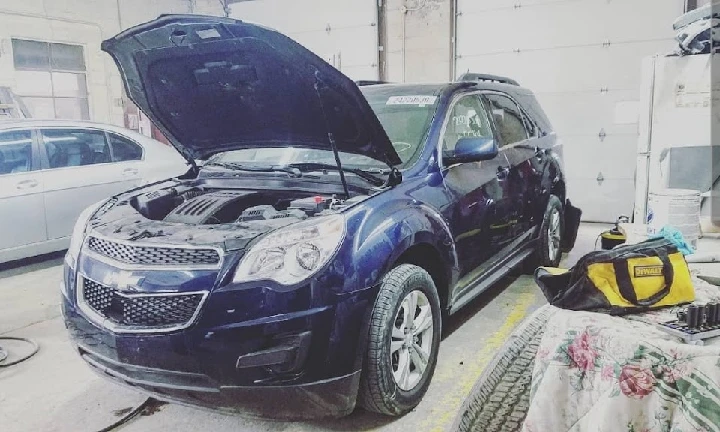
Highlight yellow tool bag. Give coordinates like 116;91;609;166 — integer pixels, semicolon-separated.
535;238;695;315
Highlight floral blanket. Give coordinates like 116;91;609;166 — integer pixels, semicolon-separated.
523;278;720;432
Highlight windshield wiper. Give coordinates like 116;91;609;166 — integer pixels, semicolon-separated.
285;162;387;187
206;161;389;187
205;161;302;177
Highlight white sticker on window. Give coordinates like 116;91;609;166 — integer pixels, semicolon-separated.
197;28;221;39
386;95;437;106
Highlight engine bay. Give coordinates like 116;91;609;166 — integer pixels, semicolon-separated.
129;184;367;225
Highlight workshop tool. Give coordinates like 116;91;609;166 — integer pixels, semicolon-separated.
657;302;720;345
599;215;629;250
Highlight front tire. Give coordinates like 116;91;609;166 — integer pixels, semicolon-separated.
359;264;442;416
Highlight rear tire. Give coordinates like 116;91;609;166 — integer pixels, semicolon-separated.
523;195;563;274
359;264;442;416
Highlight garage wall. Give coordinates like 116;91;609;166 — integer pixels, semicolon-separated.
455;0;686;222
229;0;380;81
0;0;223;126
383;0;452;83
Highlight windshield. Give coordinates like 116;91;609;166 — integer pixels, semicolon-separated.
208;84;442;170
362;85;442;166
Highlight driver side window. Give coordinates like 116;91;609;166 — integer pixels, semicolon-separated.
442;95;493;157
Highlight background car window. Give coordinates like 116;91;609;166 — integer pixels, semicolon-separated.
442;95;493;154
484;94;529;146
109;133;143;162
0;130;34;175
41;129;111;168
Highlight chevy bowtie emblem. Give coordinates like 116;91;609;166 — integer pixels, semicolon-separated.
103;271;144;291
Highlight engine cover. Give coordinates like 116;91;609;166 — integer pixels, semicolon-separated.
164;190;254;224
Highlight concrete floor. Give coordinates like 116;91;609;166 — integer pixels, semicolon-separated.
0;224;604;432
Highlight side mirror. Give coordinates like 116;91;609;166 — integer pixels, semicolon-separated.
444;137;498;165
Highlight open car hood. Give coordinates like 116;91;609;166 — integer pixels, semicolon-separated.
102;15;401;166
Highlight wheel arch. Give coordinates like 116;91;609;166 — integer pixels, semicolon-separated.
348;201;457;373
551;179;566;206
352;238;454;373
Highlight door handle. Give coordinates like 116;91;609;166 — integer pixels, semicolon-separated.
496;166;510;179
16;179;38;190
122;167;139;176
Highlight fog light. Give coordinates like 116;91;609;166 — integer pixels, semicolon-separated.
236;331;311;373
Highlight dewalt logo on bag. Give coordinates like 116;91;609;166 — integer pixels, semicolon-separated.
634;265;664;278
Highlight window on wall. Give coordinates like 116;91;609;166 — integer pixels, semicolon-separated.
11;39;89;120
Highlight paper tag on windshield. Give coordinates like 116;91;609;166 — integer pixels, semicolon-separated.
386;95;437;107
196;28;221;39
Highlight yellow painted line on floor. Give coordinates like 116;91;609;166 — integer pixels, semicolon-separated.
421;292;537;432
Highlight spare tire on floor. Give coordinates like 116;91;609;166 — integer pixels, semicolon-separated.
450;305;555;432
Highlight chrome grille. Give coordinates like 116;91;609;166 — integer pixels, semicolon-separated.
87;236;220;266
82;278;205;331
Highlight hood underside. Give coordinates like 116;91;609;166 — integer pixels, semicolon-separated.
102;14;401;167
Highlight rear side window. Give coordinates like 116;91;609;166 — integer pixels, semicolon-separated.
484;94;529;147
109;133;143;162
0;130;33;175
40;129;111;168
521;110;537;137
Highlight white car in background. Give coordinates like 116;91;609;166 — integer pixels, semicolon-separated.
0;119;190;264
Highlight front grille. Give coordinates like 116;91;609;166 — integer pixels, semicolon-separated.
87;236;220;267
82;278;205;330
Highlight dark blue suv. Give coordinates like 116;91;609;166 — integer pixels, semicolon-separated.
61;15;580;420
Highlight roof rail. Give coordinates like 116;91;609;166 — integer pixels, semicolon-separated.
456;73;519;86
355;80;391;86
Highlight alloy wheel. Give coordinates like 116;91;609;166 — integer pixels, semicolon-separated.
390;289;434;391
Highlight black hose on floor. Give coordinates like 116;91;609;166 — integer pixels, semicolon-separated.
96;397;156;432
1;334;154;432
0;337;39;367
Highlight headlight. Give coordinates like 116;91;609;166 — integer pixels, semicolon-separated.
233;214;345;285
64;200;107;269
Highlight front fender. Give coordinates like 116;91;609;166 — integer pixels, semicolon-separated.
336;197;457;293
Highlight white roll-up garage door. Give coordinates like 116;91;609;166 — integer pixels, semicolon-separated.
455;0;685;222
230;0;379;81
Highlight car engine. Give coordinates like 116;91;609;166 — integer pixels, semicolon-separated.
128;184;366;226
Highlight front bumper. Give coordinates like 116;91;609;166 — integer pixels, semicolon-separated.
77;339;359;419
62;257;376;419
62;295;363;419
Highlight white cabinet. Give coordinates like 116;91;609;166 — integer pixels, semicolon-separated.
633;54;717;230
